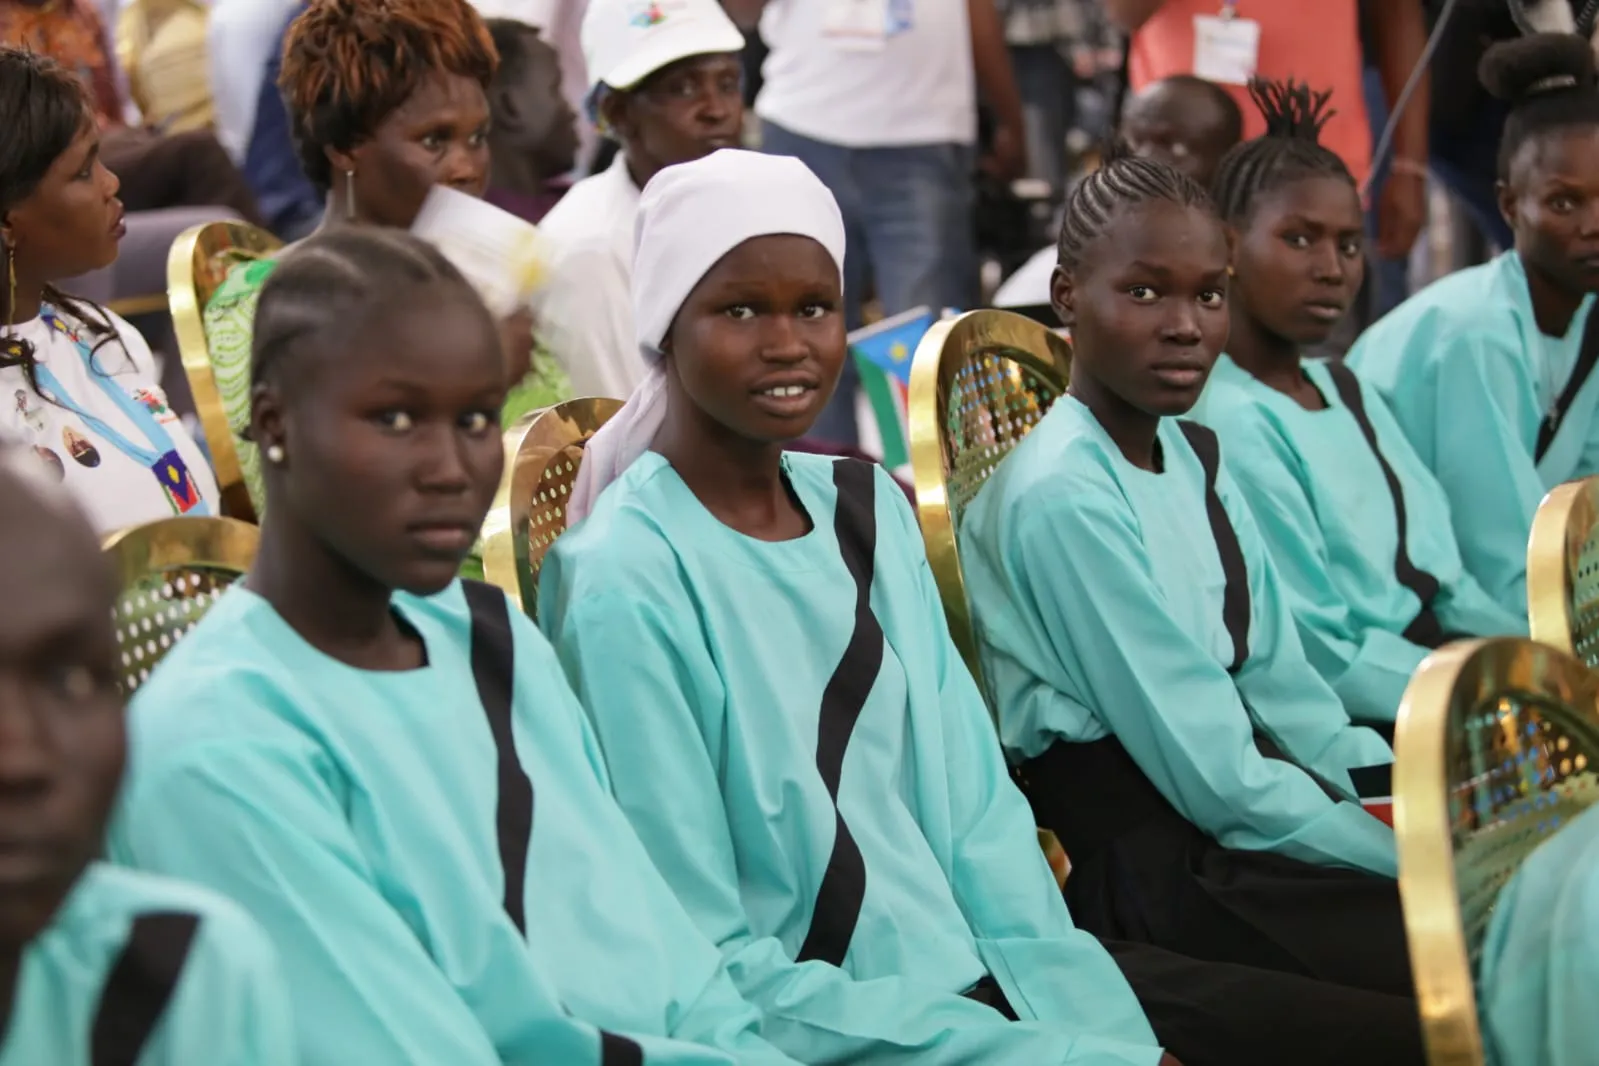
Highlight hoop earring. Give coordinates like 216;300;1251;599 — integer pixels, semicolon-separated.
344;169;357;222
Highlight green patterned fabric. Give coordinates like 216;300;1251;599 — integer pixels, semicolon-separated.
200;258;572;578
202;257;274;515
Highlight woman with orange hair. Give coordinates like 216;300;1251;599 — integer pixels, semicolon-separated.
203;0;565;517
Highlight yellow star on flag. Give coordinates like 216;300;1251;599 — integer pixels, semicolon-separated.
890;340;909;364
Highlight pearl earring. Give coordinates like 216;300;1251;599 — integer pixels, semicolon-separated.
266;444;285;463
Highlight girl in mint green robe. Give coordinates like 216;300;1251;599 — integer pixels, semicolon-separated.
110;228;798;1066
1347;34;1599;617
1190;77;1525;729
956;141;1421;1062
1479;801;1599;1066
3;866;293;1066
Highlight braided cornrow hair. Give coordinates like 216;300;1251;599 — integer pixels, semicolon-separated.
1057;145;1215;272
1210;78;1353;226
251;227;488;390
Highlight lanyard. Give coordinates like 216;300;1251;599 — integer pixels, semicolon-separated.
27;306;210;515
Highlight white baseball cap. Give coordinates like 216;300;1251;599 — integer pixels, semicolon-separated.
581;0;746;94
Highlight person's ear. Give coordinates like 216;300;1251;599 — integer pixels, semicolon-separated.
1049;265;1076;330
325;143;358;180
602;91;634;141
1496;178;1516;235
495;84;524;127
249;381;286;462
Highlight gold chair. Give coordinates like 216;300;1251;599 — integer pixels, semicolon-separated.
1394;637;1599;1065
907;308;1071;690
906;309;1072;887
481;397;624;620
167;220;283;524
1528;476;1599;667
103;515;260;695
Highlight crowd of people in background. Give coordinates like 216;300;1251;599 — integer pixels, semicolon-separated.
8;1;1599;1065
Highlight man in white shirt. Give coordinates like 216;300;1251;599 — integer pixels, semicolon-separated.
535;0;744;400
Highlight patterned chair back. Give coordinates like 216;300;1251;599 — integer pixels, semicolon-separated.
482;397;624;620
166;220;283;523
1528;476;1599;667
907;309;1071;689
103;515;260;696
1394;637;1599;1065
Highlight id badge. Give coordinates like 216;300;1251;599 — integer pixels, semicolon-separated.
1192;12;1260;86
823;0;888;52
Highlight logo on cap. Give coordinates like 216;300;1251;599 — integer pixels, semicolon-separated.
628;1;669;27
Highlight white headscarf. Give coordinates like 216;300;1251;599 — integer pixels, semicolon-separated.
566;149;847;527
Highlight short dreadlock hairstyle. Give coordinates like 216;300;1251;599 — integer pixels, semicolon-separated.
279;0;498;194
1480;32;1599;180
1056;147;1215;272
1209;78;1354;226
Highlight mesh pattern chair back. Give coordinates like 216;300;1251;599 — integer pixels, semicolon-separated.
103;516;260;696
1529;477;1599;667
908;310;1070;687
166;220;283;523
1394;638;1599;1066
482;398;624;619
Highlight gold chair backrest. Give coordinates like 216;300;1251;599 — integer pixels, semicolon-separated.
103;515;260;696
167;221;282;524
907;309;1071;689
1528;476;1599;667
482;397;624;619
1394;637;1599;1066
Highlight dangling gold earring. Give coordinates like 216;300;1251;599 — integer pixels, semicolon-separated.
344;169;357;222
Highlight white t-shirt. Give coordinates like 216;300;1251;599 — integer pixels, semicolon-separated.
534;153;648;400
756;0;976;148
1;308;220;535
993;245;1054;309
207;0;302;163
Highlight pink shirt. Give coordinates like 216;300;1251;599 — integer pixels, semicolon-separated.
1128;0;1372;188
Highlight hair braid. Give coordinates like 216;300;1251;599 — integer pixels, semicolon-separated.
1209;77;1353;225
1057;148;1215;271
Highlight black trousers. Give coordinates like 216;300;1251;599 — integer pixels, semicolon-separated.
1108;939;1425;1066
1019;737;1425;1064
967;940;1423;1066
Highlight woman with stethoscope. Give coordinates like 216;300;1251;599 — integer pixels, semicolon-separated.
0;47;217;534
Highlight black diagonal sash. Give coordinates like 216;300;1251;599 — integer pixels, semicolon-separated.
91;911;199;1066
795;460;882;967
1322;361;1446;649
464;581;646;1065
1176;421;1387;804
1178;421;1250;672
1536;298;1599;463
463;579;534;935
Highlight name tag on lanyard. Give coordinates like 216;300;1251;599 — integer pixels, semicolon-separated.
33;309;208;517
1192;1;1260;86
